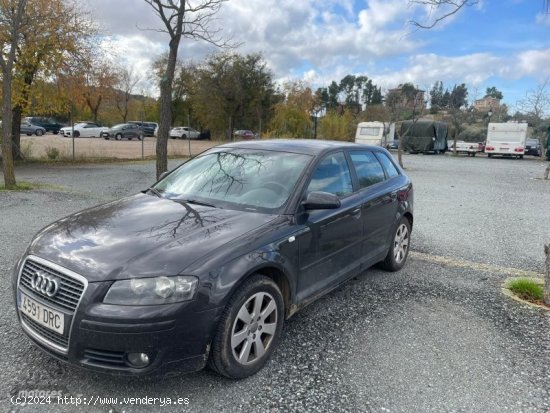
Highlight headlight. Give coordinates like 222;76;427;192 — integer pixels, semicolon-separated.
103;276;198;305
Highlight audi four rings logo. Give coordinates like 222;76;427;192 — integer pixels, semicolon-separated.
31;271;60;297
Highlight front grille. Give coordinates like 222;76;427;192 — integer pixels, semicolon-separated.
19;258;85;312
22;314;69;348
84;349;126;367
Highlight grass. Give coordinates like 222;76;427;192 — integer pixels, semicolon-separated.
0;180;35;191
506;278;544;302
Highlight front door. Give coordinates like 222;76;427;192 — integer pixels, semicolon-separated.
296;151;363;302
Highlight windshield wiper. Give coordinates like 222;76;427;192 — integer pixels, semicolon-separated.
146;187;163;197
182;199;219;208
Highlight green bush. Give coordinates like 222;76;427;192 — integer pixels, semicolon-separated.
507;278;544;302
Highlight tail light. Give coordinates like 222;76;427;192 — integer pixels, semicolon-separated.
514;148;524;153
486;146;494;151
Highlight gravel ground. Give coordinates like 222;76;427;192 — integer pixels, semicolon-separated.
1;153;549;413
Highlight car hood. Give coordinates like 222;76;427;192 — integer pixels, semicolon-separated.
28;193;278;282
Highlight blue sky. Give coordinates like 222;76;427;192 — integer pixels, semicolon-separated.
93;0;550;113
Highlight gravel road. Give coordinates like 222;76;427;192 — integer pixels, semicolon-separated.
1;153;549;412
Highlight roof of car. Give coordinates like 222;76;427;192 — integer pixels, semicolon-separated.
216;139;376;155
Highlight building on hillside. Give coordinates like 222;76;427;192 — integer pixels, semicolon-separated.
474;96;501;112
386;85;426;111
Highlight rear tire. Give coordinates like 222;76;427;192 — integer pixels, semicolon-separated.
35;129;44;136
209;274;284;379
378;216;411;272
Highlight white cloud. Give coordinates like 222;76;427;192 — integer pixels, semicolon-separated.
370;49;550;92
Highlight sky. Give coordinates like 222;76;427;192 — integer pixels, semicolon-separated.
89;0;550;112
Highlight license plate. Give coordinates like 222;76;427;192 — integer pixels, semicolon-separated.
19;293;64;334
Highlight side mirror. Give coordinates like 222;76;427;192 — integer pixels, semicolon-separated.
302;191;341;210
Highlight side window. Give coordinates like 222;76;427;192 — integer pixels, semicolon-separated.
375;152;400;179
349;151;386;189
307;152;353;197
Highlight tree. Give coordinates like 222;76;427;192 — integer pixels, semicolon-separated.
268;81;315;138
517;78;550;125
485;86;503;100
410;0;549;28
449;83;468;109
188;52;275;138
1;0;28;188
385;83;426;168
8;0;95;160
409;0;479;29
144;0;229;179
114;67;140;122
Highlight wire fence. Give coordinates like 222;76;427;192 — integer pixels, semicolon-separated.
12;135;219;161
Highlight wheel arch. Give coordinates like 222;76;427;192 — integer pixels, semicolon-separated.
222;262;294;320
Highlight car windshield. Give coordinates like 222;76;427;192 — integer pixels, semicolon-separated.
113;124;126;129
153;148;312;213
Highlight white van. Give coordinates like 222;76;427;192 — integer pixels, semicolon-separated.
485;122;528;159
355;122;395;147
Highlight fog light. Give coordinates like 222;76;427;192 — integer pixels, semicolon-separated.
126;352;150;368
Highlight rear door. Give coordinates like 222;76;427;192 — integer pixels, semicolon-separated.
348;150;400;265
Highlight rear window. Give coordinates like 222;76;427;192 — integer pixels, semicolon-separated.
375;152;399;178
349;151;386;189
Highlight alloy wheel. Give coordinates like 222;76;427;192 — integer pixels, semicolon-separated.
393;223;409;264
230;292;278;365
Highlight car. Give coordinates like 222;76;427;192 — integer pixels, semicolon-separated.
13;140;413;379
233;130;256;140
386;139;399;150
23;117;63;134
128;121;158;137
20;121;46;136
60;122;108;138
169;126;200;139
524;138;541;156
101;123;144;140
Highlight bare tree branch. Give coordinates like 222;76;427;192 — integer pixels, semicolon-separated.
409;0;478;29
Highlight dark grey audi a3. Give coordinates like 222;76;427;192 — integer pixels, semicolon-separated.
13;140;413;379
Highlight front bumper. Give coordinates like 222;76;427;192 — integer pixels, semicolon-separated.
14;256;221;376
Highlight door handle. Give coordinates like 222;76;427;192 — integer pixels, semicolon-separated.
351;208;362;219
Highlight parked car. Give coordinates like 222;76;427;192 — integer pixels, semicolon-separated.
24;117;63;134
60;122;108;138
20;121;46;136
386;139;399;150
101;123;144;140
233;130;256;140
128;121;158;137
447;140;482;156
524;138;541;156
13;140;413;379
169;126;200;139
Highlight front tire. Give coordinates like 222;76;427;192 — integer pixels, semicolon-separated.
115;133;122;141
209;274;284;379
378;216;411;272
73;130;80;138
